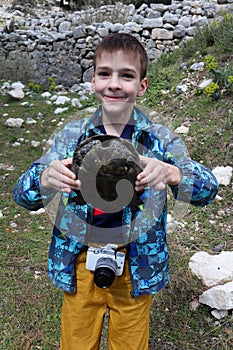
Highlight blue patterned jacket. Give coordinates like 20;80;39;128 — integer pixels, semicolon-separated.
13;107;218;297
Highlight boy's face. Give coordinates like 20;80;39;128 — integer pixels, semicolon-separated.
92;50;148;119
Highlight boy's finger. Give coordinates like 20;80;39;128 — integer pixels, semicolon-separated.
61;158;73;167
139;155;148;165
54;161;76;179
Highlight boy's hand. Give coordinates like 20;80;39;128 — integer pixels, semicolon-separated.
135;156;183;191
40;158;81;193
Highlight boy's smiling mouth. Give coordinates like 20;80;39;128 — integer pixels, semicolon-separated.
104;95;126;101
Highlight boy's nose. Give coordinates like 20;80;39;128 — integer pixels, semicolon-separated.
108;75;121;90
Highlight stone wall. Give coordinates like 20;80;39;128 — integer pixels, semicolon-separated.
0;0;232;87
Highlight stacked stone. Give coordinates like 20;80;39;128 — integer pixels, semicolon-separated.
0;0;232;87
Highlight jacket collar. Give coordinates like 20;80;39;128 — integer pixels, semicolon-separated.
85;105;153;137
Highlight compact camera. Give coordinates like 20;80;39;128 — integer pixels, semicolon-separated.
86;246;125;288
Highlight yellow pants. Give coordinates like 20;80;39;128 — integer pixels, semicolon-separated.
60;252;152;350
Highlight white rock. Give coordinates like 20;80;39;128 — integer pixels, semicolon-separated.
176;84;188;94
31;140;41;147
79;95;88;101
175;125;189;134
212;166;232;186
54;107;69;114
198;79;213;89
50;95;58;101
189;251;233;287
1;82;11;90
12;142;21;147
41;92;52;98
34;270;42;279
5;118;24;127
190;62;204;71
216;194;223;201
71;98;82;107
211;309;228;320
26;117;37;125
11;81;25;90
199;281;233;310
37;112;43;118
8;88;25;100
30;208;45;215
54;95;70;105
80;82;92;92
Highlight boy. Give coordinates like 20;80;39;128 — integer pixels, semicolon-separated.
14;33;218;350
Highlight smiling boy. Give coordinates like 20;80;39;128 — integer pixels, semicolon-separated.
14;33;218;349
92;44;148;132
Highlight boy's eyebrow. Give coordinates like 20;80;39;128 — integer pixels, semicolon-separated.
95;65;110;70
96;65;137;73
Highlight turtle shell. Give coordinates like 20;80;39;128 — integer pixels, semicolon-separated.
71;134;144;211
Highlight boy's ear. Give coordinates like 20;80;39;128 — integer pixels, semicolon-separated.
137;77;148;97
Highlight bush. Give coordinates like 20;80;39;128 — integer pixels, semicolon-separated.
180;14;233;59
203;55;233;100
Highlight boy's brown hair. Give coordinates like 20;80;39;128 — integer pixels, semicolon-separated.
93;33;148;80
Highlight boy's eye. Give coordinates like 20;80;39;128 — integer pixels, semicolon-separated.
122;73;135;79
97;71;109;77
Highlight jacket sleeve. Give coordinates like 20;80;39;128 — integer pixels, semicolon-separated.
153;125;219;207
13;123;77;211
171;159;218;207
13;162;53;210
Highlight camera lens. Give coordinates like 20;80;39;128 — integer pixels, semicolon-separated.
94;257;117;288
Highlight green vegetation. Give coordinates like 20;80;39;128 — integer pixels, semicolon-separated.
0;13;232;350
26;77;58;94
201;55;233;100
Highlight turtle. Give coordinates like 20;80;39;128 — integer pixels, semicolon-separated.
71;134;144;211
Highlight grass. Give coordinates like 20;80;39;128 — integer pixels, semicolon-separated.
0;12;233;350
